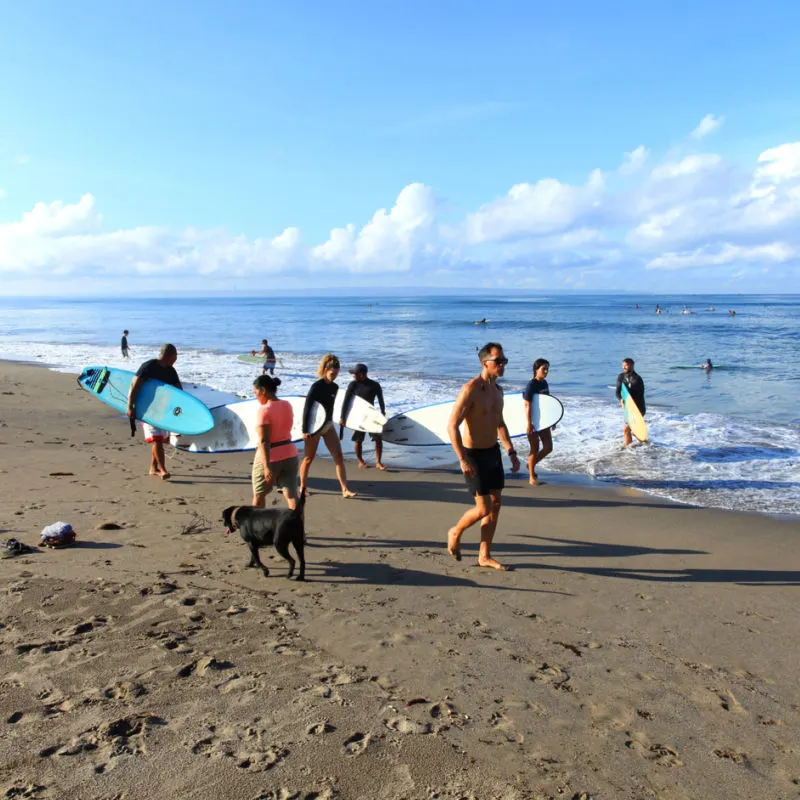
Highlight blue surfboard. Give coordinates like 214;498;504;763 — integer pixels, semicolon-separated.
78;366;214;435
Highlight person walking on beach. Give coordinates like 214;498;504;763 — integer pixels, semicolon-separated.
127;344;181;479
251;375;299;509
446;342;520;571
251;339;277;375
524;358;555;486
299;354;357;498
342;363;387;470
615;358;646;447
121;330;130;359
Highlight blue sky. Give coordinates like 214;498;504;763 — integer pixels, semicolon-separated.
2;0;800;294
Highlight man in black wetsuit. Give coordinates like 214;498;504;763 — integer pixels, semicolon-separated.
615;357;646;447
342;363;387;470
127;344;182;479
121;330;130;359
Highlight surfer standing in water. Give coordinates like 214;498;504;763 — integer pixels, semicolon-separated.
615;358;646;447
524;358;555;486
446;342;520;571
127;344;181;480
252;339;277;375
121;330;130;359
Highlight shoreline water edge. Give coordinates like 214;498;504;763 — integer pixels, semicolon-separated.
1;293;799;516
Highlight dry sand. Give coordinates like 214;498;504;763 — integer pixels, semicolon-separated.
1;359;799;800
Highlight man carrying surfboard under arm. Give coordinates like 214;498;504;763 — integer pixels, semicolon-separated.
446;342;520;571
127;344;182;480
342;363;387;471
615;358;646;447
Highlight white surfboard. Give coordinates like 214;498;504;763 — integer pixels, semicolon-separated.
382;392;564;447
172;396;325;453
173;391;386;453
333;392;386;435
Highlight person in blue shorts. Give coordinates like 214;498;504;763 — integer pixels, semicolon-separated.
252;339;277;375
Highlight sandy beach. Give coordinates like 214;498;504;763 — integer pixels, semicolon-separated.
1;359;799;800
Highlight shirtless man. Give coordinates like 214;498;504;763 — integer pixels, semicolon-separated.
446;342;521;571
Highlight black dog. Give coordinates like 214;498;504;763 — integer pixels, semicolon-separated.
222;489;306;580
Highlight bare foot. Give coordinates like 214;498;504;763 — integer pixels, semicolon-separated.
529;474;539;486
478;557;508;571
447;527;462;561
342;489;358;498
160;472;171;480
148;469;159;477
357;461;369;469
375;463;387;471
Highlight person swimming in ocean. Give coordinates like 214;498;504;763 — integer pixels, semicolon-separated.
702;359;713;371
475;318;488;325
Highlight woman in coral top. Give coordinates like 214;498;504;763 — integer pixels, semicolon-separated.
251;375;299;509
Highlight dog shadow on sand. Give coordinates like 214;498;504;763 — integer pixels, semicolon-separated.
305;559;568;594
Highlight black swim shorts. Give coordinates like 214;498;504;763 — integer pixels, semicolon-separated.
463;444;505;497
351;430;382;443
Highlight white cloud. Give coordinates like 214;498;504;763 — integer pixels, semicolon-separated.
312;182;437;272
620;145;649;175
15;155;30;165
755;142;800;182
647;242;795;270
691;114;724;139
2;132;800;291
650;154;722;180
464;169;604;244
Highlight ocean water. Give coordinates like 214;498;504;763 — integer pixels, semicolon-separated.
1;293;799;516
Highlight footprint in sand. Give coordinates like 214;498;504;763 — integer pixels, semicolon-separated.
530;663;572;691
190;726;288;771
343;732;370;755
717;689;744;713
102;681;147;701
626;733;683;767
713;747;748;764
307;721;336;735
383;716;432;735
2;784;54;798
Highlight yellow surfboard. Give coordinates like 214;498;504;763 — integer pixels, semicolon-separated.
620;384;648;442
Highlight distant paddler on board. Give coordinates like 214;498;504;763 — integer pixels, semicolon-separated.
615;358;647;446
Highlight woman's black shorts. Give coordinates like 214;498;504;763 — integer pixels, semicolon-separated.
463;445;505;497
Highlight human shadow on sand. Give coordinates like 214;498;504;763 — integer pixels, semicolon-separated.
309;560;568;594
524;562;800;586
313;532;706;563
167;476;250;486
307;474;690;511
73;541;124;550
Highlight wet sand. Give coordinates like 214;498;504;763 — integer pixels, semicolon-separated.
1;360;799;799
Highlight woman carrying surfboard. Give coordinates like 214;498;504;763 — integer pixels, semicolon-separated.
523;358;555;485
250;374;299;509
298;354;357;499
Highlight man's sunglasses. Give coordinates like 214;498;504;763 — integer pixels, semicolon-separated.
485;357;509;365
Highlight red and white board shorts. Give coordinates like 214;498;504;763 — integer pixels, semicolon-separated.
142;422;169;443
